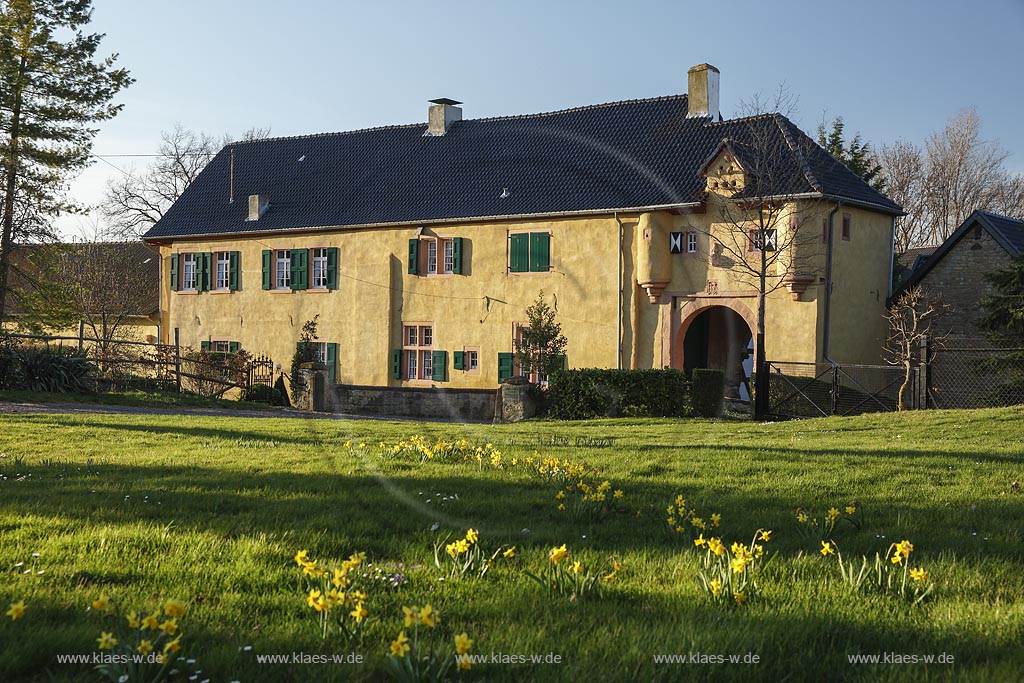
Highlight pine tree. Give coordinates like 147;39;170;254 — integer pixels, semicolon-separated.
0;0;132;326
977;256;1024;401
515;291;568;381
817;117;885;191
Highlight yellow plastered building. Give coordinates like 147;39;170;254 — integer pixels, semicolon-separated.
145;65;901;400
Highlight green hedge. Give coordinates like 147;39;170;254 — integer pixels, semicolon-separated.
545;369;690;420
691;368;725;418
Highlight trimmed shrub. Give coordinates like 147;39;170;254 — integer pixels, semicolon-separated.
546;369;689;420
691;368;725;418
0;342;95;393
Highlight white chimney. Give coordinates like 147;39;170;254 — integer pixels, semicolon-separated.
247;194;269;221
687;63;720;120
425;98;462;136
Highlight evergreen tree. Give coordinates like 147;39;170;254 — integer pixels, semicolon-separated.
515;291;568;381
817;117;885;191
977;256;1024;400
0;0;132;326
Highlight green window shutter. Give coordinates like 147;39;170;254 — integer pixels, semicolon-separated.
200;340;211;351
169;254;179;291
432;350;447;382
408;239;419;275
453;350;464;370
261;250;271;289
326;343;338;383
229;251;241;291
290;249;308;290
228;341;240;353
326;247;339;290
509;234;528;273
498;352;514;381
529;233;550;272
452;237;464;274
204;252;215;291
391;349;402;380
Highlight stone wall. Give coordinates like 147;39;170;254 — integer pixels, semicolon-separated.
917;228;1014;337
331;384;496;422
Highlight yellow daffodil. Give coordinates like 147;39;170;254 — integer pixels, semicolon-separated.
614;489;624;499
402;606;418;627
549;544;570;565
730;556;748;574
730;542;746;556
142;614;160;630
555;491;565;500
734;591;747;606
796;510;808;524
91;595;110;611
753;544;764;558
759;530;772;542
711;513;721;527
163;637;182;655
6;601;25;621
820;541;835;557
164;599;186;618
295;550;310;566
138;640;153;655
419;604;438;628
675;526;684;533
612;559;622;571
845;504;857;515
666;505;676;516
709;579;722;597
694;534;707;548
708;538;726;557
828;507;841;522
455;632;473;655
503;547;516;559
603;571;616;582
897;540;914;558
557;503;566;511
97;632;117;650
891;552;904;565
465;528;478;544
159;618;178;636
692;517;706;530
572;560;584;575
667;517;676;526
390;631;410;657
307;590;327;612
332;569;349;589
910;568;928;583
350;602;368;623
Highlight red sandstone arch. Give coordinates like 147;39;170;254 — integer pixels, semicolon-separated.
671;297;758;371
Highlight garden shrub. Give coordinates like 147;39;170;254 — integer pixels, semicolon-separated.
691;368;725;418
546;369;689;420
0;341;95;393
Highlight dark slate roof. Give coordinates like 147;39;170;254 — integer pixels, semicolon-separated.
900;210;1024;293
897;246;934;270
144;96;902;240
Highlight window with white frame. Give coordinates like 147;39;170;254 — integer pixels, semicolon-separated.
686;232;698;253
215;252;230;290
311;341;327;364
182;253;198;291
212;340;230;353
426;241;438;275
403;324;433;380
311;248;328;289
748;229;777;252
443;239;454;274
275;250;291;289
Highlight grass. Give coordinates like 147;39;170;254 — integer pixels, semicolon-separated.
0;389;278;412
0;407;1022;682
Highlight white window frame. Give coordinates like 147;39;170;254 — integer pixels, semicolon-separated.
443;239;454;274
311;248;328;289
403;324;433;380
275;250;291;289
182;253;198;291
686;232;697;254
426;241;438;275
215;252;230;290
749;229;777;253
311;341;327;365
420;349;433;380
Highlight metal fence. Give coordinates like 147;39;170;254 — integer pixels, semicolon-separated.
924;337;1024;409
767;337;1024;418
3;329;273;400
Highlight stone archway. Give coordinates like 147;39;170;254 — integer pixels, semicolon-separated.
674;298;757;400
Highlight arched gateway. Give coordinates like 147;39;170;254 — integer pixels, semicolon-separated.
674;299;756;401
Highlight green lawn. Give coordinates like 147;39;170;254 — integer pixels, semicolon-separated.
1;407;1022;682
0;389;278;412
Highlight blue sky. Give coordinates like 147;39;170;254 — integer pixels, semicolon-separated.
60;0;1024;235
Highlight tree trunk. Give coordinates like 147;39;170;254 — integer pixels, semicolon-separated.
0;53;26;327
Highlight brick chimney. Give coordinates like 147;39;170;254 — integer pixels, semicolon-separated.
687;64;720;120
425;98;462;137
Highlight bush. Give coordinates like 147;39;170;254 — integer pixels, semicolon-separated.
241;383;286;406
0;340;95;393
546;369;689;420
691;368;725;418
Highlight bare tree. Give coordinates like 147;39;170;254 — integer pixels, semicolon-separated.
883;286;946;411
881;109;1024;250
699;90;829;411
101;124;271;239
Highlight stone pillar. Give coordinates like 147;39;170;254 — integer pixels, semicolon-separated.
295;362;328;412
494;376;538;423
